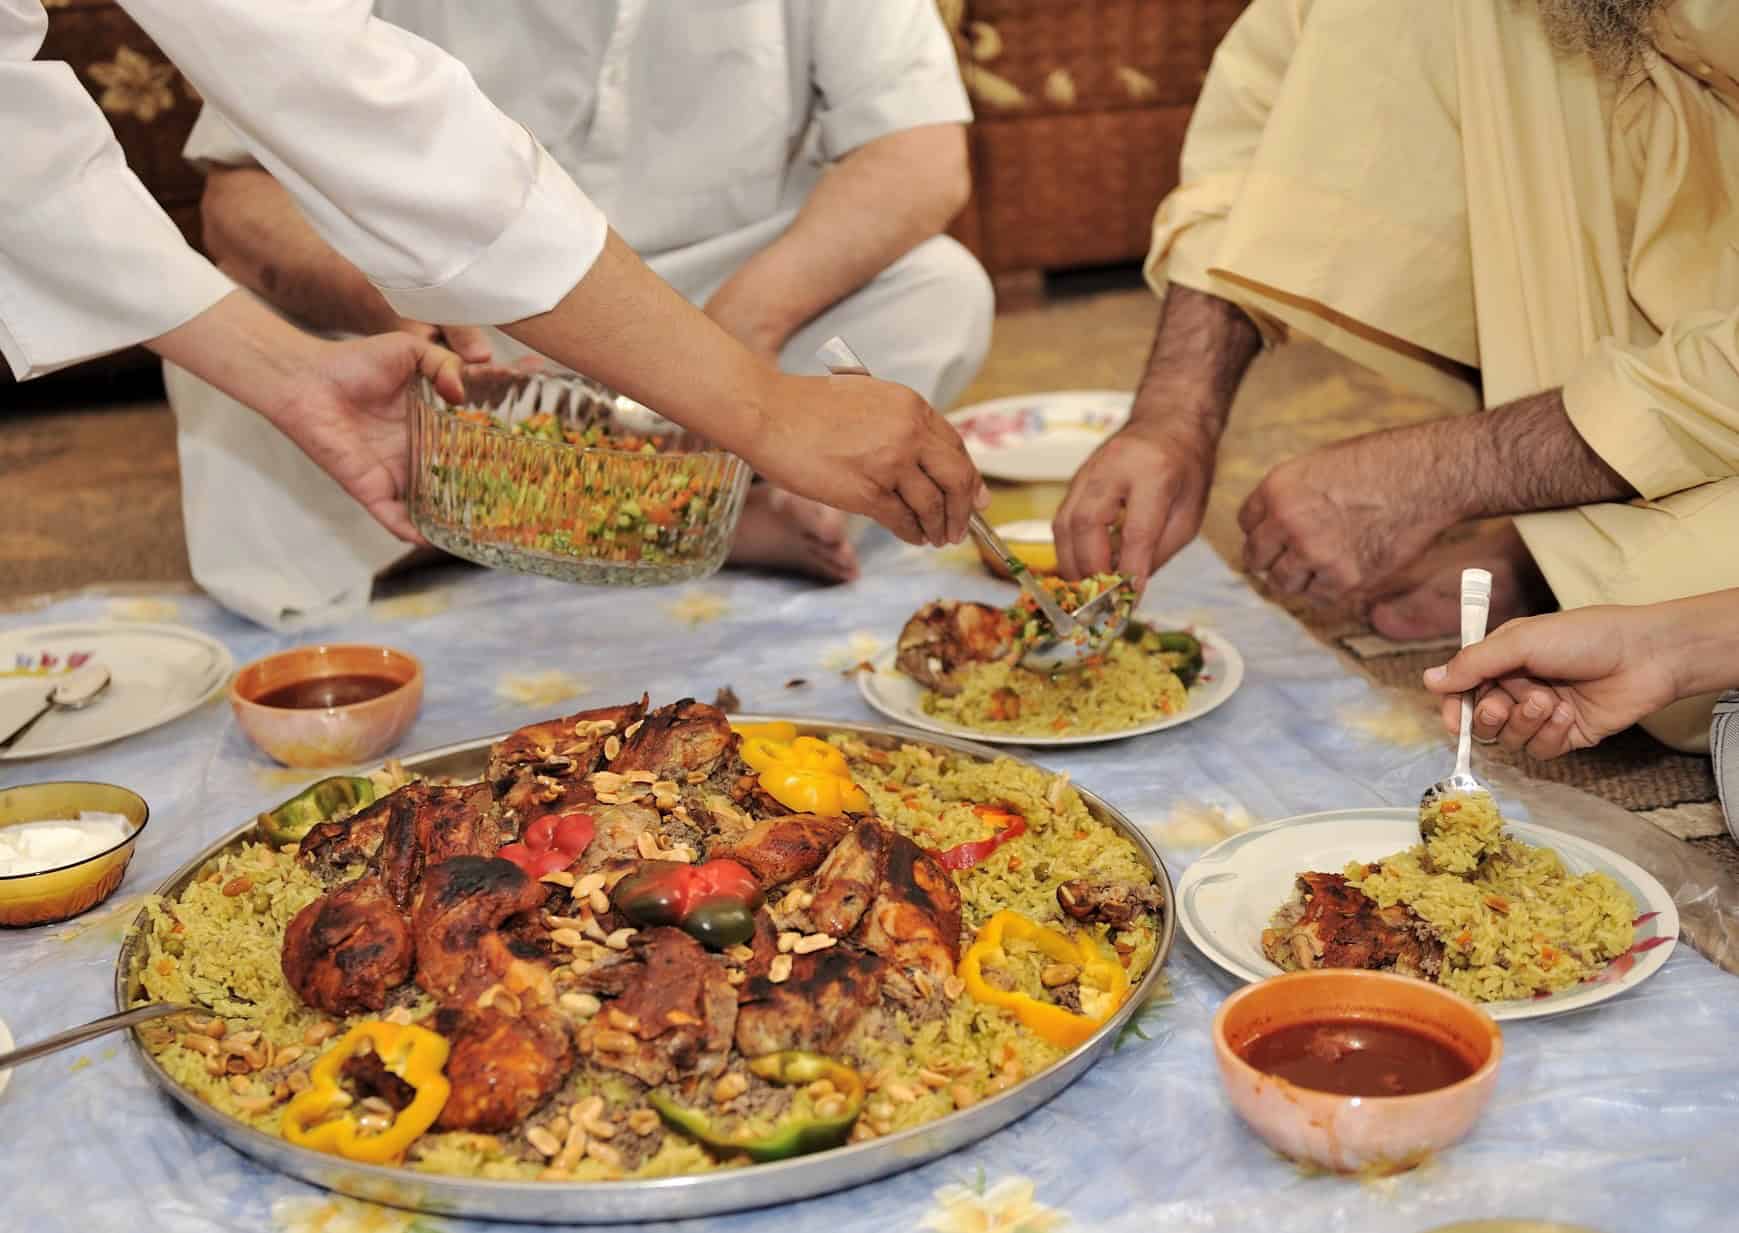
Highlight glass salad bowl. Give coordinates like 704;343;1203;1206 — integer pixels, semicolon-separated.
409;367;752;586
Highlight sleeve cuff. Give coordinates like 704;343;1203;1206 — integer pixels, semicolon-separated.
1563;336;1731;501
376;141;608;326
182;103;259;171
817;84;972;161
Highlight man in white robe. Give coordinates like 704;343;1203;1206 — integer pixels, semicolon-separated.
169;0;993;627
1054;0;1739;751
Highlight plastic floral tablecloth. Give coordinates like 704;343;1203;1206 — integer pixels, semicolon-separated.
2;535;1734;1233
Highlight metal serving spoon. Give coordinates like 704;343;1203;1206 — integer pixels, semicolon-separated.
0;1002;191;1073
1419;567;1493;839
0;664;112;752
814;336;1128;671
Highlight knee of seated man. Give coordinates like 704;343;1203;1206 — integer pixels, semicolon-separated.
896;235;995;367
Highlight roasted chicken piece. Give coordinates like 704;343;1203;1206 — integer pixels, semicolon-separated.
608;699;734;781
432;1005;575;1133
810;819;963;1004
735;944;885;1057
281;877;413;1015
580;927;737;1087
411;856;550;1007
896;601;1016;695
377;783;499;910
709;814;850;889
488;698;646;786
1261;872;1444;980
297;787;410;881
584;801;665;869
1056;878;1165;929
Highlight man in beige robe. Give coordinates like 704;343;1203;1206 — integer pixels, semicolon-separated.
1054;0;1739;751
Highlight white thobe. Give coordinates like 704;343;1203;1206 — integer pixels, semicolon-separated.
169;0;991;630
0;0;606;380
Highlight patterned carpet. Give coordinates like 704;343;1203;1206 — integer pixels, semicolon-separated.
0;270;1721;838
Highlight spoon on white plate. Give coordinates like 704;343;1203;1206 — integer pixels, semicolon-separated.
0;664;111;752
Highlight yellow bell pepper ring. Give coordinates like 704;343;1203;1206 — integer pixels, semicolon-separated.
738;735;869;816
959;910;1130;1050
281;1021;451;1164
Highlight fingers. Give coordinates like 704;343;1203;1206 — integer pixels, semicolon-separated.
1525;702;1579;760
1422;625;1535;696
917;422;980;546
1053;483;1120;580
1236;486;1267;534
873;483;927;546
895;466;949;547
1266;546;1314;595
1242;515;1287;578
413;339;467;404
367;498;428;547
1471;686;1517;744
1114;478;1168;584
437;324;494;365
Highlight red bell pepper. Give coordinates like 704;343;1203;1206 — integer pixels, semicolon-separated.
497;809;596;878
935;804;1027;871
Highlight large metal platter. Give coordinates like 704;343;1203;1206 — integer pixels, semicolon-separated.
115;716;1175;1225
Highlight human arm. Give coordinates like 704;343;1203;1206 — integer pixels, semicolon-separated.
1053;283;1261;581
1237;388;1634;598
147;290;464;542
1419;590;1739;758
1052;0;1306;582
705;0;972;356
703;124;970;358
507;232;983;547
199;166;491;361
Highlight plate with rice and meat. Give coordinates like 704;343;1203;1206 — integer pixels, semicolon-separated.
858;576;1244;746
115;702;1173;1223
1175;795;1677;1022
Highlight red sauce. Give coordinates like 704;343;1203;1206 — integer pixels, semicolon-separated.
1238;1019;1474;1097
255;673;402;710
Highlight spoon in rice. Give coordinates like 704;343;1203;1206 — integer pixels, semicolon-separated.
0;1002;192;1073
815;336;1129;671
1418;567;1494;840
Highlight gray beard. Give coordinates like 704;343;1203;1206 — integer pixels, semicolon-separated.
1535;0;1667;75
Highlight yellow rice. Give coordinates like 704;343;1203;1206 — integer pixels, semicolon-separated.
133;740;1165;1179
1348;799;1636;1002
920;639;1188;736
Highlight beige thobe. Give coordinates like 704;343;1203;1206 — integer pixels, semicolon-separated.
1150;0;1739;752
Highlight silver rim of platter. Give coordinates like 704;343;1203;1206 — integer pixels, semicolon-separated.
115;715;1175;1225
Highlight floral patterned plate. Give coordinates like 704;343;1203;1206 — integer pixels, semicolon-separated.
1176;808;1679;1022
947;391;1131;483
0;623;232;760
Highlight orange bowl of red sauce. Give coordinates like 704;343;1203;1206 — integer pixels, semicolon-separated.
230;644;423;768
1211;970;1502;1175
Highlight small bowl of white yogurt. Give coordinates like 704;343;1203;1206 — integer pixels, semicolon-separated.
0;783;148;927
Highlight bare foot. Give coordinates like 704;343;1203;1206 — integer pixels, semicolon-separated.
728;484;860;583
1366;521;1553;641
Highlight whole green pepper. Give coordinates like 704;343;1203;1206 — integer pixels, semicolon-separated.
648;1051;865;1162
256;776;376;847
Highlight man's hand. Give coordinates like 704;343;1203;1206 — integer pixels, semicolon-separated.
1421;607;1683;758
743;372;986;547
395;320;495;366
265;333;466;543
1053;423;1215;583
1238;429;1460;602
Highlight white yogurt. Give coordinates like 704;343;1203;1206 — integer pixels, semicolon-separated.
0;811;133;876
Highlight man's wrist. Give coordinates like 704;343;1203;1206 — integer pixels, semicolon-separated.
1656;590;1739;699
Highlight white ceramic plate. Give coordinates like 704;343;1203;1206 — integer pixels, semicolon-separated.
0;623;233;760
856;617;1244;747
948;390;1131;483
1176;807;1679;1022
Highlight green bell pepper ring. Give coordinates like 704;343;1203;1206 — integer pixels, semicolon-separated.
648;1051;865;1162
257;776;376;847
